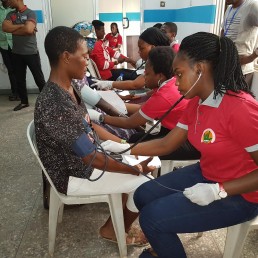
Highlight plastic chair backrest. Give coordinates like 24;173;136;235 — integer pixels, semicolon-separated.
89;58;102;80
27;120;61;197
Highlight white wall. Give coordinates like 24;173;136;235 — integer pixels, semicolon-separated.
141;0;218;42
51;0;94;27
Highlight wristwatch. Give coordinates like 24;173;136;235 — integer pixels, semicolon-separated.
99;114;105;123
218;183;228;198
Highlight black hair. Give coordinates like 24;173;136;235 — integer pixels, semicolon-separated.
139;27;170;46
111;22;119;34
178;32;250;97
44;26;84;67
153;23;162;29
163;22;178;34
92;20;105;30
148;46;175;79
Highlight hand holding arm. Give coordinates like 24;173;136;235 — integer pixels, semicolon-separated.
91;80;113;90
87;109;101;121
101;140;131;154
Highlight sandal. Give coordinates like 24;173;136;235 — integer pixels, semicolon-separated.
139;248;158;257
99;225;149;247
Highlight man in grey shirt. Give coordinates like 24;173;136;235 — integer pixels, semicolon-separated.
2;0;45;111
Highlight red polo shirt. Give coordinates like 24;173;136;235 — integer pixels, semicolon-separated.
177;91;258;203
105;33;122;49
140;78;189;130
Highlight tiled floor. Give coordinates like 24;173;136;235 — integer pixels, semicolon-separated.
0;94;257;258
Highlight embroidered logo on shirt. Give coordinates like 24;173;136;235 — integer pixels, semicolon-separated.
10;14;17;22
201;128;216;143
20;15;28;22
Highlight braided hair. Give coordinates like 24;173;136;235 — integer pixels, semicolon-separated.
178;32;250;97
139;27;170;47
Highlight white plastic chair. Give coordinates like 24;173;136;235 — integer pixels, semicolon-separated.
223;215;258;258
159;159;199;176
88;58;102;80
27;120;127;258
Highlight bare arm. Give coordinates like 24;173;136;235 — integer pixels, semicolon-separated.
239;51;258;65
2;20;24;33
125;103;141;115
112;74;145;90
223;151;258;195
130;126;188;156
12;21;36;35
95;98;122;116
3;20;36;35
104;111;147;129
91;122;122;142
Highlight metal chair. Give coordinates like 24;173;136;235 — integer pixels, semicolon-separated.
223;215;258;258
27;120;127;258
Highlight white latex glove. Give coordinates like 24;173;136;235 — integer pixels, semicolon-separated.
91;80;113;90
101;140;131;154
87;109;101;121
183;183;221;206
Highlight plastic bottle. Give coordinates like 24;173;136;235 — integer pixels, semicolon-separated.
116;73;124;81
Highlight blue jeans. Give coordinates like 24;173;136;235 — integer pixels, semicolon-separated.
134;163;258;258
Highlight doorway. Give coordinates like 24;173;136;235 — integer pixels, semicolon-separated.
94;0;141;66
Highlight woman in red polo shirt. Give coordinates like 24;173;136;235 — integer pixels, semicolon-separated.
105;22;122;52
101;32;258;258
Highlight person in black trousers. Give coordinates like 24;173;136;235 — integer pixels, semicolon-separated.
0;0;19;100
2;0;45;111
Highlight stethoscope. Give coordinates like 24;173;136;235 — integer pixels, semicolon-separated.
87;73;202;192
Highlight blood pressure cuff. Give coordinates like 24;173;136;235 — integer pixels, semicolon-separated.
71;132;96;158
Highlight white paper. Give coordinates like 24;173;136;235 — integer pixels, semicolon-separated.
97;90;127;114
122;155;161;168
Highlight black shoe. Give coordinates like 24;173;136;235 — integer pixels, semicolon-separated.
9;95;21;101
13;103;29;111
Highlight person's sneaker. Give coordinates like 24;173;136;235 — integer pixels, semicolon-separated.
13;103;29;111
9;95;20;101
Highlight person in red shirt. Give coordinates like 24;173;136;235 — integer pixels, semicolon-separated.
100;46;200;160
104;22;122;52
161;22;180;53
101;32;258;257
90;19;134;80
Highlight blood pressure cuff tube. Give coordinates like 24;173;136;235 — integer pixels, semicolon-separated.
71;132;96;158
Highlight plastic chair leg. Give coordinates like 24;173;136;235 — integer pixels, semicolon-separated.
42;172;50;209
48;187;63;256
58;203;64;223
109;193;127;258
223;221;251;258
160;160;175;176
